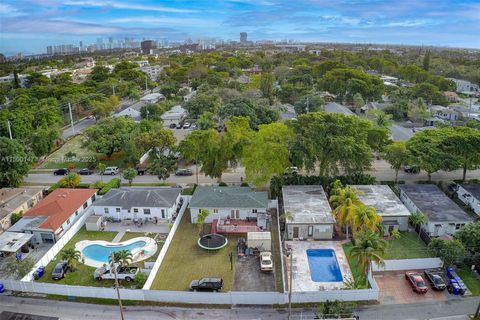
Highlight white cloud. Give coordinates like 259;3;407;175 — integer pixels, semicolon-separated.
63;0;195;13
109;16;218;27
0;3;22;17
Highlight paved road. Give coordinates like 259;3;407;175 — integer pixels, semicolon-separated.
25;160;480;186
0;295;477;320
61;117;96;140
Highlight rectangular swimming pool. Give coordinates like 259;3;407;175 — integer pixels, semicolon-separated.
306;248;343;282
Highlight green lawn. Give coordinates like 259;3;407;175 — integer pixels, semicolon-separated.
457;268;480;296
36;227;137;288
384;231;434;259
151;210;239;291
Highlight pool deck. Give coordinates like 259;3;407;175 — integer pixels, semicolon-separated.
285;240;352;292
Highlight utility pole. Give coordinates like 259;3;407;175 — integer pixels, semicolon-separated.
68;103;75;135
6;120;12;139
112;85;116;96
288;249;293;320
111;253;125;320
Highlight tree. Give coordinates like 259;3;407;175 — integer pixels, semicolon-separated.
368;109;392;128
423;50;431;71
83;117;137;158
4;256;35;279
10;212;23;225
197;112;216;130
352;205;382;236
135;127;176;154
219;97;278;129
316;300;356;318
109;250;133;267
30;128;59;157
196;209;210;236
123;168;137;186
0;137;34;187
59;172;81;188
454;221;480;266
428;238;466;267
294;94;324;114
353;93;365;111
408;211;427;239
350;230;387;283
382;141;410;183
329;185;362;240
97;163;106;182
242;123;293;187
179;130;207;184
259;72;275;104
59;248;82;271
184;92;221;119
149;154;177;181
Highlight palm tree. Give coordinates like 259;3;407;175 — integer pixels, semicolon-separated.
109;250;133;267
409;211;427;240
60;248;81;271
196;209;211;236
350;230;387;283
60;172;81;188
352;205;382;236
329;186;362;240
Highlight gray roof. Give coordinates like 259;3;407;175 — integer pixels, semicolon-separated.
0;188;43;220
354;185;411;217
324;102;355;116
7;216;47;232
282;185;335;224
189;186;268;209
94;187;181;209
0;232;33;253
389;124;414;141
459;184;480;200
399;184;471;223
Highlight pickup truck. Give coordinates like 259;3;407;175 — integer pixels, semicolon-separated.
93;265;139;282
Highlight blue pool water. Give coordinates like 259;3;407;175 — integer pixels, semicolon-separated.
306;249;343;282
82;241;147;263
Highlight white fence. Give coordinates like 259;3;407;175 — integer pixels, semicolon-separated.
21;208;95;281
142;195;191;290
372;258;443;272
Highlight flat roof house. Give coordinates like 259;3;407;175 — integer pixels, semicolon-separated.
456;184;480;216
189;186;268;233
354;185;411;233
282;185;335;240
160;105;187;127
8;188;97;243
0;188;43;234
92;187;182;222
399;184;472;237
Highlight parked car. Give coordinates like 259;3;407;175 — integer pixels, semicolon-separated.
284;166;298;175
136;167;147;176
103;166;119;175
405;272;428;293
176;123;183;129
78;168;93;175
175;168;193;176
424;270;446;291
183;122;191;129
190;123;197;130
259;252;273;272
93;265;139;281
404;165;420;174
189;277;223;292
169;123;176;129
52;261;68;280
53;168;69;175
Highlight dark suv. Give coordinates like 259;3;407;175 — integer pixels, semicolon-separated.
52;261;68;280
189;278;223;292
53;168;69;175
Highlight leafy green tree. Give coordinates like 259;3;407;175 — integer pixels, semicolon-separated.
329;185;362;240
428;238;466;267
59;173;81;188
184;92;221;119
423;50;431;71
60;248;82;271
109;250;133;267
140;101;173;121
454;221;480;266
179;130;208;184
219;97;278;129
353;93;365;111
382;141;410;182
408;211;427;239
10;212;23;225
196;209;210;236
242;122;293;187
368;109;392;128
89;66;111;82
4;256;35;279
149;154;177;181
135;127;176;154
25;72;50;87
350;230;387;283
97;163;106;182
123;168;138;186
259;72;275;104
294;93;325;114
352;205;382;236
197;112;216;130
0;137;34;187
29;128;59;156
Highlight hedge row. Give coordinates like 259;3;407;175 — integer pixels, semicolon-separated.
98;178;121;195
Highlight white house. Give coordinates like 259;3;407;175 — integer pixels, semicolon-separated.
282;185;335;240
93;187;182;221
160;105;187;127
456;184;480;216
140;93;166;104
114;106;142;121
399;184;472;237
189;186;268;224
8;188;97;243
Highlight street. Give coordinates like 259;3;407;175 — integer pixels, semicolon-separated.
0;295;478;320
25;160;480;186
61;117;96;140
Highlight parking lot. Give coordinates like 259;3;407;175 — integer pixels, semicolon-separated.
374;270;453;305
233;255;276;292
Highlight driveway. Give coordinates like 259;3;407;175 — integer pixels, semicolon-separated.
233;255;275;292
374;270;452;305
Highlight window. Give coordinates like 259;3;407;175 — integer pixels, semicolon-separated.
116;208;121;213
75;210;78;216
252;209;257;213
213;209;218;213
455;224;465;230
83;202;88;209
161;209;165;219
133;208;139;213
104;208;109;214
144;208;151;215
66;218;70;225
308;225;313;236
91;195;96;202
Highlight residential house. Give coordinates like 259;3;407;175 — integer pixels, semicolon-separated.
447;78;480;95
399;184;472;237
92;187;182;221
183;90;197;102
443;91;459;103
324;102;355;116
436;108;459;121
160;105;187;127
8;188;97;243
353;185;411;233
140;93;165;104
456;184;480;216
282;185;335;240
114;106;142;121
189;186;268;232
0;188;44;234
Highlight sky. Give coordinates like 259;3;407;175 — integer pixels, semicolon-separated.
1;0;480;55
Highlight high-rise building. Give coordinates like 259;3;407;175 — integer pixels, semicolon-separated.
46;46;53;55
141;40;156;54
240;32;247;44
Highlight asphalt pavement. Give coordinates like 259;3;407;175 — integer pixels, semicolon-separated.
61;117;96;140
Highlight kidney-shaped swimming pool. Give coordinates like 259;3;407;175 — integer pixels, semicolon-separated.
82;241;147;263
306;248;343;282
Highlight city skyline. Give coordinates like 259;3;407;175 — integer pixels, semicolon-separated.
1;0;480;55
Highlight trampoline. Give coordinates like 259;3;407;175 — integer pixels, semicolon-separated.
198;234;228;250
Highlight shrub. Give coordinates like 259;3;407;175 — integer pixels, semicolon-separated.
240;182;250;187
98;178;121;195
135;272;148;288
92;181;106;189
10;212;23;225
218;182;228;186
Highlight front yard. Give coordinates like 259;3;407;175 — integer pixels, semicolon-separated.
151;210;239;291
457;268;480;296
384;231;434;259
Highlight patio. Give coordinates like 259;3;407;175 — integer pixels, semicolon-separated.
0;242;53;280
102;219;170;234
211;218;263;234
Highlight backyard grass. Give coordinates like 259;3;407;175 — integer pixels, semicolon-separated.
36;227;134;288
342;243;366;286
151;210;239;291
384;231;434;259
457;268;480;296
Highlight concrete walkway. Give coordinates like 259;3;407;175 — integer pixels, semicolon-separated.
112;231;124;242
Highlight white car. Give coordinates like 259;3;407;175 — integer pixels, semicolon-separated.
103;166;119;175
259;252;273;272
183;122;191;129
93;265;139;281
